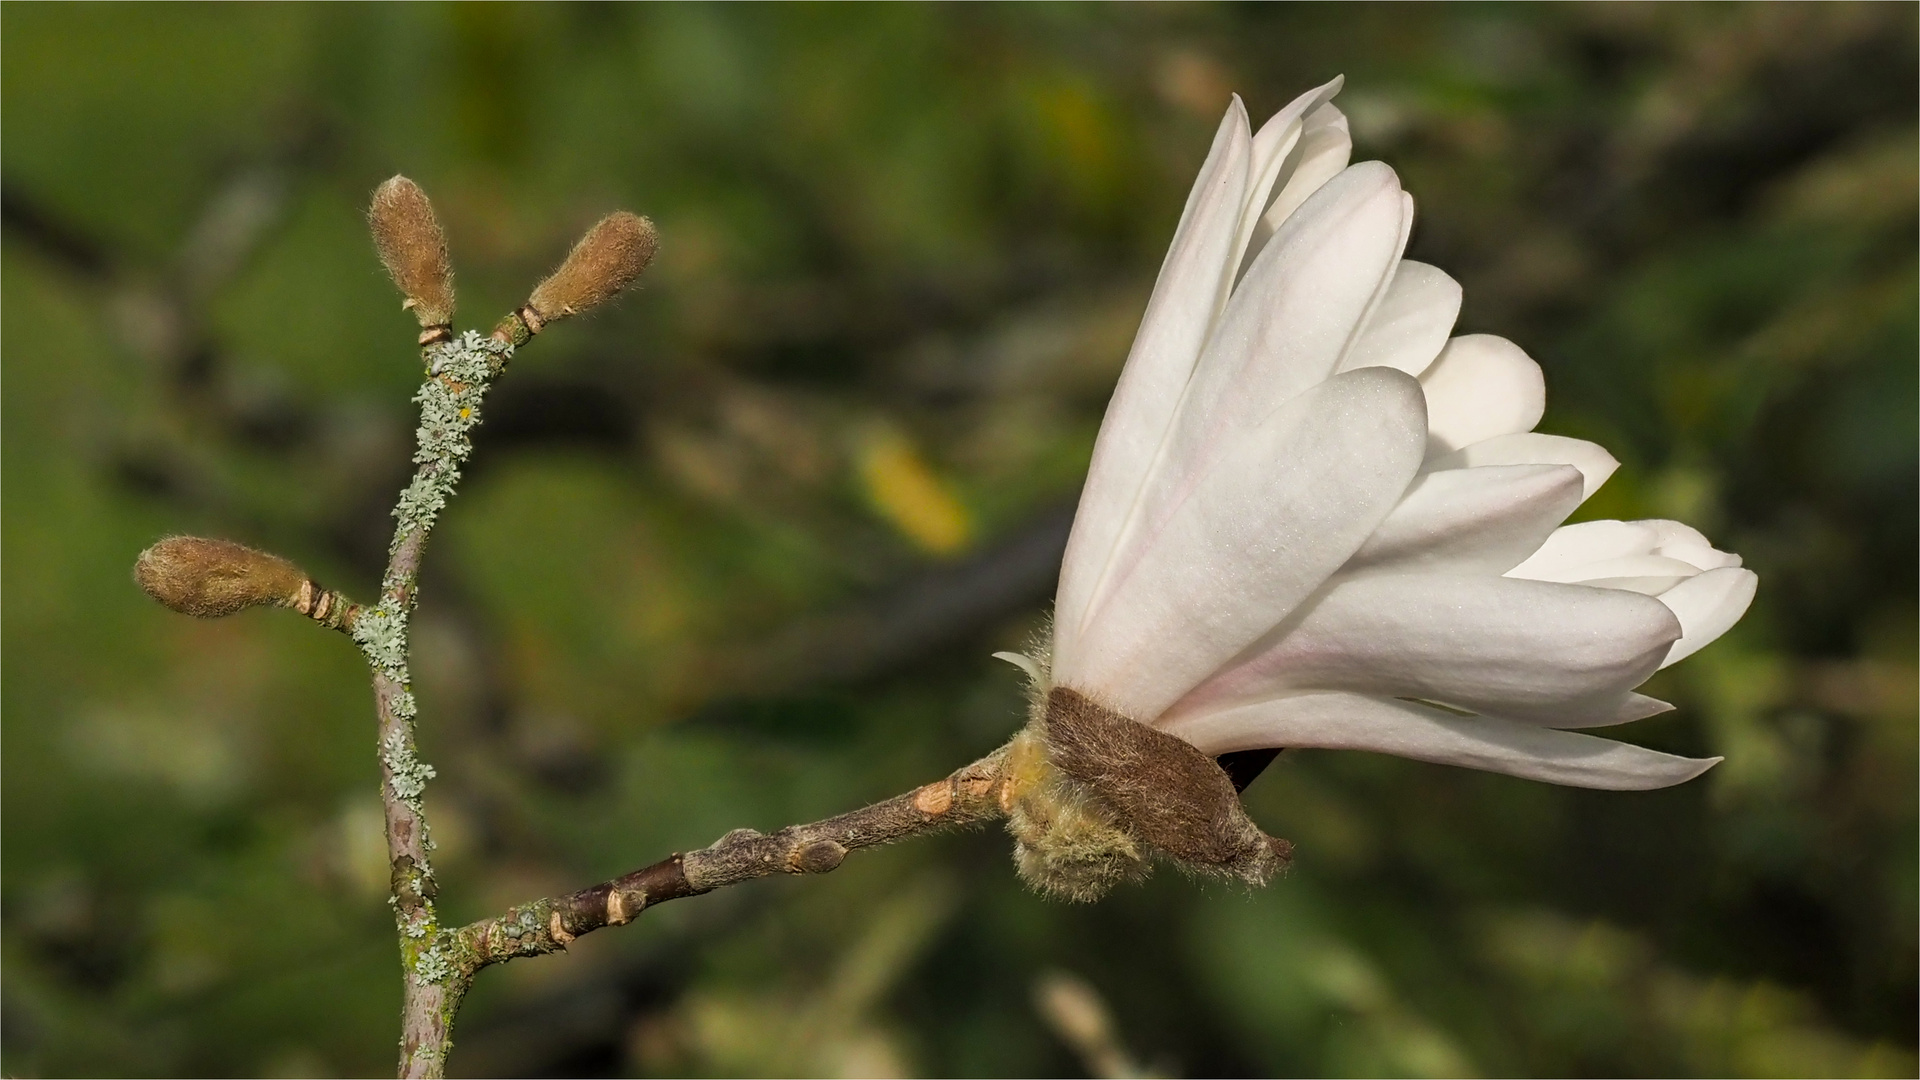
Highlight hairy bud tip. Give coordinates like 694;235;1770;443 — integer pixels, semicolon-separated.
135;537;308;618
369;175;456;328
525;212;657;327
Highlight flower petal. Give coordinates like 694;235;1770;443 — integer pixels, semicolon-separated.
1346;463;1583;575
1507;520;1659;582
1420;334;1546;454
1256;103;1353;245
1065;163;1413;653
1062;367;1428;721
1163;162;1410;475
1052;99;1252;667
1564;554;1703;595
1339;261;1462;377
1644;520;1744;571
991;650;1044;685
1234;77;1346;283
1160;692;1721;790
1425;432;1619;503
1538;692;1675;729
1657;567;1758;668
1164;574;1681;725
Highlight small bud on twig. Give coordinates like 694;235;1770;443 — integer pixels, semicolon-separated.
368;176;456;340
792;839;848;874
521;212;657;333
135;536;362;630
136;537;306;617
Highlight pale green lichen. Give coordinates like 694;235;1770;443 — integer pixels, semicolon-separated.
396;900;443;980
413;937;457;984
391;332;512;549
508;905;543;938
384;727;437;802
360;331;516;991
353;604;409;676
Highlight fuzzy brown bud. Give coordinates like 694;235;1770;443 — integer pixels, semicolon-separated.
134;537;308;618
368;175;456;331
1002;687;1292;901
523;212;657;330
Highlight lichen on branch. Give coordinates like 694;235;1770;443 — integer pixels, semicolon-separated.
389;331;512;564
353;328;515;1040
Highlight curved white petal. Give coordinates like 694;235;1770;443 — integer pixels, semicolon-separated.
1339;261;1462;377
1538;692;1675;729
1052;100;1252;668
1510;519;1744;595
1564;554;1702;595
1234;77;1347;284
1346;463;1583;575
1066;163;1414;644
1162;162;1411;476
1420;334;1546;454
991;650;1044;685
1425;432;1619;503
1507;519;1658;581
1643;520;1744;571
1161;692;1721;790
1164;574;1681;725
1657;567;1758;668
1645;519;1711;550
1658;542;1743;573
1257;103;1353;246
1062;367;1428;721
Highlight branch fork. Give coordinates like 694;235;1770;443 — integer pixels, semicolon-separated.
132;176;1272;1078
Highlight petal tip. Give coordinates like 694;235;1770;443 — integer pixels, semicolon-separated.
1344;159;1401;192
1651;753;1722;789
992;650;1044;685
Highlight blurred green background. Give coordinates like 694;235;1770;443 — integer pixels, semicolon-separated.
4;4;1915;1077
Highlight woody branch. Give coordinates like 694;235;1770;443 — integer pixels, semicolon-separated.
132;177;1287;1080
135;178;659;1080
446;750;1012;973
356;184;657;1078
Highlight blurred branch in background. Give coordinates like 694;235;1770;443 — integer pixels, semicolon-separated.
1034;969;1160;1080
3;4;1914;1078
710;499;1074;695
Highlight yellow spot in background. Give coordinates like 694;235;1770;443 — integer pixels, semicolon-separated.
855;424;972;556
1154;49;1235;118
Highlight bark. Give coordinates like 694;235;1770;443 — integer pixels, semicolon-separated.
379;317;522;1079
446;749;1011;976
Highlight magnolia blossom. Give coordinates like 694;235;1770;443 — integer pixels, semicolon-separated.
1036;78;1756;791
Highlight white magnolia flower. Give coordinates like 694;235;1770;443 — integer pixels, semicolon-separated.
1034;77;1757;792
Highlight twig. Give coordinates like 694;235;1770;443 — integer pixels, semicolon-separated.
353;199;658;1077
444;748;1010;975
358;314;528;1079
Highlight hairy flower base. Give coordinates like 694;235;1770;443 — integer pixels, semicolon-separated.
1004;687;1292;901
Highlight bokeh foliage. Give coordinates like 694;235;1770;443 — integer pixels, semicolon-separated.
3;4;1914;1077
